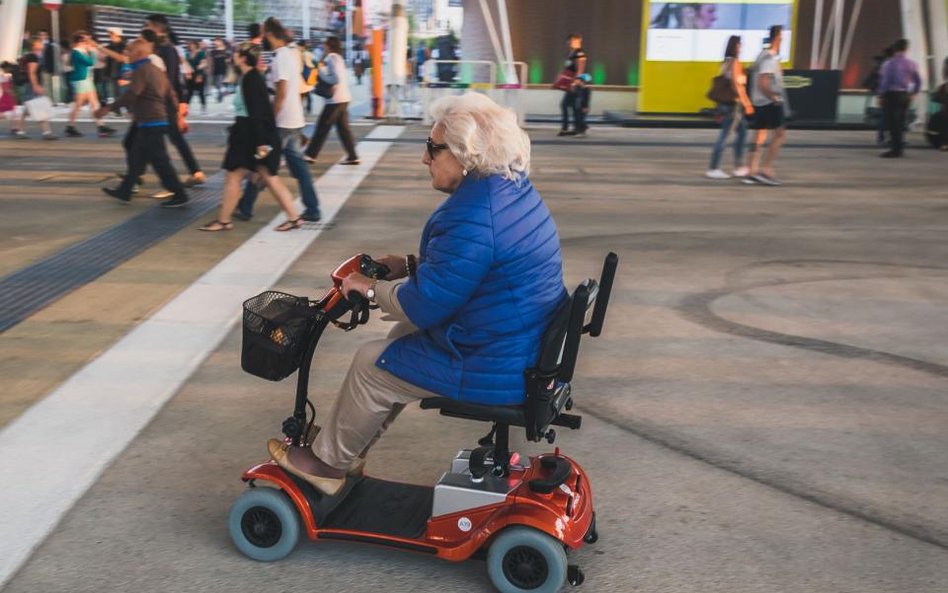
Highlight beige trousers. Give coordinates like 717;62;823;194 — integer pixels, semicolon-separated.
311;281;438;469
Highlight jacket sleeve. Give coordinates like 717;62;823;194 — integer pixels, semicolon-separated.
396;205;494;330
242;72;271;146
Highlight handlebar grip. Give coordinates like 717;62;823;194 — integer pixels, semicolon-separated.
346;290;367;307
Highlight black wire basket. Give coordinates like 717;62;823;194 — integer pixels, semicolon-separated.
242;291;319;381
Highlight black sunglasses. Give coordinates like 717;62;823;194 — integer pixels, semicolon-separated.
426;137;449;159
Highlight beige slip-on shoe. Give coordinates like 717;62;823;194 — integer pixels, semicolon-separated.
267;439;346;497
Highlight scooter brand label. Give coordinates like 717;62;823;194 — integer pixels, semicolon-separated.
457;517;472;532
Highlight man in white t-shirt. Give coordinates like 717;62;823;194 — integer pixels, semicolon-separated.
745;25;788;187
236;17;321;222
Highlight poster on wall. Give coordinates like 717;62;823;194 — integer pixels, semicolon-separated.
645;1;794;62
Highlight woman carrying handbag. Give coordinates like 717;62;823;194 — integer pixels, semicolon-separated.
706;35;754;179
303;36;359;165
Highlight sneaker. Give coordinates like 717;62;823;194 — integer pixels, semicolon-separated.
183;171;207;187
340;158;360;166
160;194;189;208
12;129;27;139
97;125;116;138
705;169;730;180
101;186;131;203
557;130;576;137
151;190;175;199
65;126;83;137
42;132;58;141
301;212;322;222
742;175;760;185
732;166;749;177
756;173;782;186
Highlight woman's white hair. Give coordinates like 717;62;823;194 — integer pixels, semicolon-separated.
429;92;531;181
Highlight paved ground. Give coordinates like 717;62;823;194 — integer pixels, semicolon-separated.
1;122;947;592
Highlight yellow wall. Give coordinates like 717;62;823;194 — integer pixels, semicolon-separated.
638;0;800;113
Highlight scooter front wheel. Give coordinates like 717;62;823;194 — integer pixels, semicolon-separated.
487;526;568;593
229;487;301;561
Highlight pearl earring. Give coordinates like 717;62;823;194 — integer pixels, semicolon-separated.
462;169;468;176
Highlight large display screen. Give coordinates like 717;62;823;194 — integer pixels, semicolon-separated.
646;1;793;62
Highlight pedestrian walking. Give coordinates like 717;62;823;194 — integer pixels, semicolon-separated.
706;35;753;179
745;25;788;186
199;42;301;232
184;40;208;113
557;33;588;137
210;38;229;102
64;31;116;138
303;36;359;165
8;37;57;139
103;28;127;103
98;39;189;208
235;17;321;223
878;39;921;158
144;14;206;188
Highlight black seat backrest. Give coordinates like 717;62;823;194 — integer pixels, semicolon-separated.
524;253;617;440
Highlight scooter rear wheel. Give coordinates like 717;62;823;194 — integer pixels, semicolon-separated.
229;487;300;561
487;526;568;593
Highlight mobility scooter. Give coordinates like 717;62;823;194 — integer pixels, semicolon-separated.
229;252;617;593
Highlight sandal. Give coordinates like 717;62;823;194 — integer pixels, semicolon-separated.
199;220;234;232
274;218;303;232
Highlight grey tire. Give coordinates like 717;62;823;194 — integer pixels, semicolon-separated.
228;487;301;561
487;526;568;593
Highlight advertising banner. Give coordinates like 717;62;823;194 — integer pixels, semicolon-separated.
639;0;799;113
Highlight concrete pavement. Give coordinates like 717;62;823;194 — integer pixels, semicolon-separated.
1;124;947;592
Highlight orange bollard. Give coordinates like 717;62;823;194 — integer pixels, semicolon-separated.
370;28;384;119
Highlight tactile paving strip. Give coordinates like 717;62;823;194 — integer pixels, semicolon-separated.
0;173;224;333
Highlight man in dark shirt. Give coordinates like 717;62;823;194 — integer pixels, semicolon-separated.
559;33;588;137
878;38;922;158
98;39;189;208
143;14;206;188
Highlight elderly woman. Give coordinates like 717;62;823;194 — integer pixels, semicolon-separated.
268;93;567;495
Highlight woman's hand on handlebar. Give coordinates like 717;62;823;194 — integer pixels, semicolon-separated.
375;255;409;280
341;272;375;299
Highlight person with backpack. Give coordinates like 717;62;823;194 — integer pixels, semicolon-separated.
303;36;359;165
706;35;753;179
745;25;788;186
10;37;58;140
234;17;321;223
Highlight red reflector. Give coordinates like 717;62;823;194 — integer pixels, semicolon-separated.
510;453;520;465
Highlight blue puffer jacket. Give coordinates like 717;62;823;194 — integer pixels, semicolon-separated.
377;174;567;405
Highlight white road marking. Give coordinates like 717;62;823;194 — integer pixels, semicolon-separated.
0;125;405;587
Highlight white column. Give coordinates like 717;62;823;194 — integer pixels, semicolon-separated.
926;0;948;84
900;0;929;123
0;0;29;63
831;0;842;69
225;0;234;40
495;0;516;83
811;0;824;68
302;0;310;41
389;0;408;85
345;0;352;63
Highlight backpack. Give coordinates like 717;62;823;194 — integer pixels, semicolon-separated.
302;62;318;87
12;56;30;86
